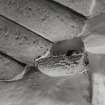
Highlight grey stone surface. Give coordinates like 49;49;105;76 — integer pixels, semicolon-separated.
88;53;105;105
52;0;105;17
0;53;24;81
0;0;95;104
0;15;52;65
0;0;85;42
0;69;90;105
84;13;105;35
92;73;105;105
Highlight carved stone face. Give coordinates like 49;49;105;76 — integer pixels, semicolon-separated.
36;37;88;77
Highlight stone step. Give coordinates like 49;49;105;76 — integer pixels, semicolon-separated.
51;0;105;17
0;15;52;65
0;0;85;42
0;52;25;81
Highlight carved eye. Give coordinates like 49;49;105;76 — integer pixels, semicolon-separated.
66;50;75;56
51;37;84;56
